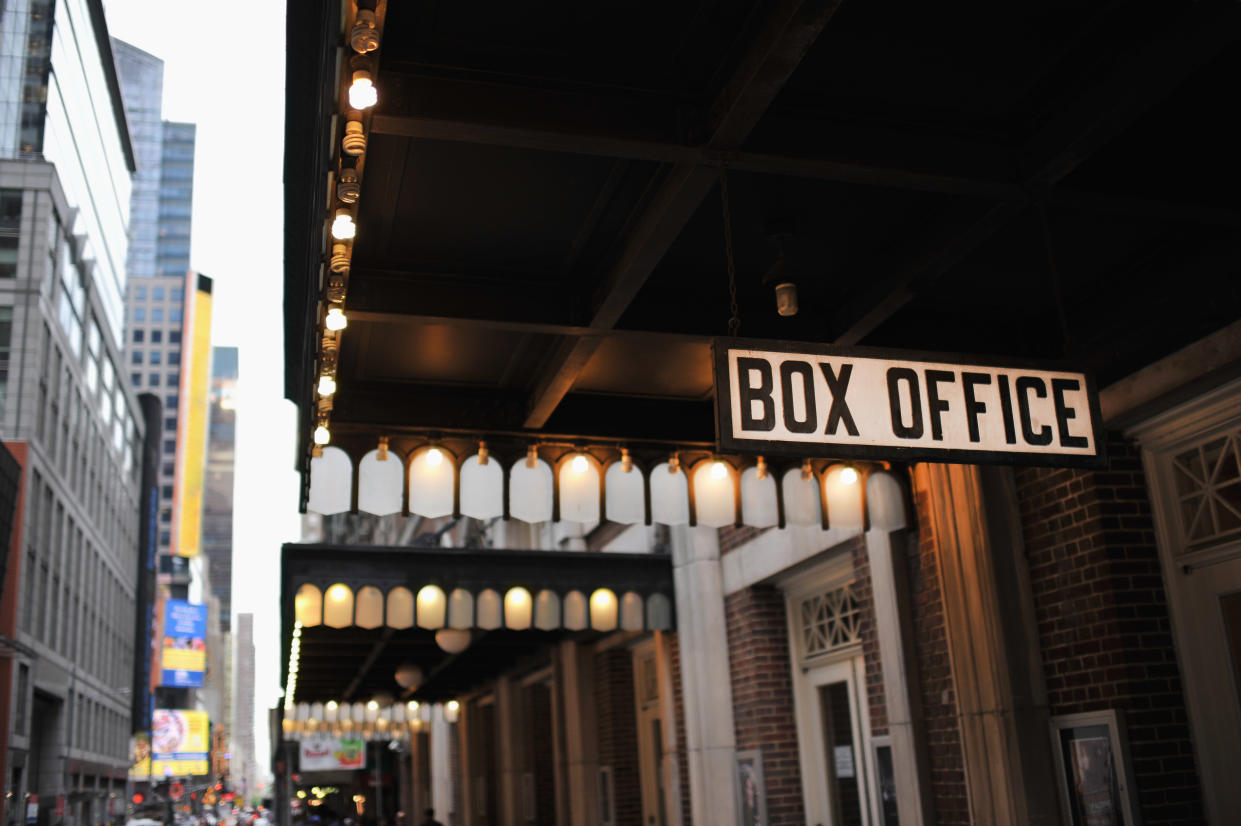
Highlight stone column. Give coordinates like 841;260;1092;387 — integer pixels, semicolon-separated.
919;463;1059;826
430;712;453;825
669;525;738;826
557;641;598;826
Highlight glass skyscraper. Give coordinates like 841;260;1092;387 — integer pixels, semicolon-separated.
112;40;197;559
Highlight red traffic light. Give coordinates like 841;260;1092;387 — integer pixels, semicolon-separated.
131;794;144;805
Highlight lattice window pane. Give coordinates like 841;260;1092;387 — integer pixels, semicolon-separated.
1173;429;1241;551
800;582;861;658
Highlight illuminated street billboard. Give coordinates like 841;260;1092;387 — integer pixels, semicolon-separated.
130;709;210;778
173;274;213;557
160;599;207;687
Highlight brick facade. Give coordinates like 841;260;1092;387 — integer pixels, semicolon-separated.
594;647;641;826
1015;433;1205;825
911;483;970;825
724;585;805;826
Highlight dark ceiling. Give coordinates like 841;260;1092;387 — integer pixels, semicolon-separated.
285;0;1241;470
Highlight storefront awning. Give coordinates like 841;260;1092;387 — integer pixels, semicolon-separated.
280;543;674;703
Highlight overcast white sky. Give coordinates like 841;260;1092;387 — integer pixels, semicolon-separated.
102;0;302;778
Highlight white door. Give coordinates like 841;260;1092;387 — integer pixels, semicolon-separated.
632;641;667;826
1133;380;1241;825
798;657;872;826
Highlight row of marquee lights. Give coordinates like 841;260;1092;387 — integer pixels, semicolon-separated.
308;442;891;530
283;698;461;741
292;581;672;634
311;5;385;453
285;617;463;724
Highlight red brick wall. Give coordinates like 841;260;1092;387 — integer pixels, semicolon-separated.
724;585;805;826
911;476;970;825
594;647;641;826
851;538;888;738
1015;433;1204;825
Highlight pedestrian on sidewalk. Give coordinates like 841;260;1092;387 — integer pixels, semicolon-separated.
415;810;442;826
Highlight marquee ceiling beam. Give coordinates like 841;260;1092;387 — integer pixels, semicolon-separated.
523;0;846;429
831;4;1241;346
371;79;1016;200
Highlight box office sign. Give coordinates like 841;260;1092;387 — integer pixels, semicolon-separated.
714;339;1104;467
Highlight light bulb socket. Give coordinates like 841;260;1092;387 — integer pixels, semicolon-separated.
377;436;389;461
775;282;799;317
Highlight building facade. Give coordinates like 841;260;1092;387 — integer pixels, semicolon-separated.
0;2;141;824
232;613;256;803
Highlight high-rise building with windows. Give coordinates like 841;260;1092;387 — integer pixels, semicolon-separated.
204;346;237;630
156;122;194;278
112;41;196;560
0;1;141;823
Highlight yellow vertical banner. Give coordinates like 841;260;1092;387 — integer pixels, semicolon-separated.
174;274;213;557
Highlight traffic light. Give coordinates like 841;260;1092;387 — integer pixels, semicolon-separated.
131;794;144;805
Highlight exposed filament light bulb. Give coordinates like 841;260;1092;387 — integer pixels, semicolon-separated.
325;307;348;331
348;70;378;110
571;454;588;474
840;466;859;486
426;447;444;466
711;460;728;479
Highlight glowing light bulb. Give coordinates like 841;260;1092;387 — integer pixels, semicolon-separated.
840;466;859;485
426;447;443;466
446;700;459;712
317;375;336;396
510;589;526;604
327;585;349;602
571;454;588;474
366;700;379;711
313;425;330;445
325;307;348;331
331;209;356;240
349;71;378;110
711;461;728;479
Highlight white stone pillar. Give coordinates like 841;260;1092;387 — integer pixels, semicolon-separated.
669;525;738;826
557;641;598;826
430;711;453;825
865;526;933;825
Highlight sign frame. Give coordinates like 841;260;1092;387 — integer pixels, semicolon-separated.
713;336;1107;469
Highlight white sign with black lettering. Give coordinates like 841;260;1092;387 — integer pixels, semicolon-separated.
714;340;1104;466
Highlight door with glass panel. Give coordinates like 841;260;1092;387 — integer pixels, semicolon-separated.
632;640;667;826
786;570;875;826
803;658;871;826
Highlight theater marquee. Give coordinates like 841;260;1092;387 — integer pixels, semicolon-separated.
714;339;1105;467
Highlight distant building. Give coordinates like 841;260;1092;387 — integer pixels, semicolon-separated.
203;347;237;630
0;2;141;824
113;41;196;561
232;614;256;799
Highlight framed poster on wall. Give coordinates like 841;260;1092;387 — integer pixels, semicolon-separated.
735;750;768;826
1050;710;1141;826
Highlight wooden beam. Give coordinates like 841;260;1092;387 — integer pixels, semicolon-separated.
832;3;1241;345
522;0;845;428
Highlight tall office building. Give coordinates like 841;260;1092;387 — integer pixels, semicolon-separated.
156;122;194;278
0;2;141;824
203;347;237;630
113;42;196;562
232;614;256;801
